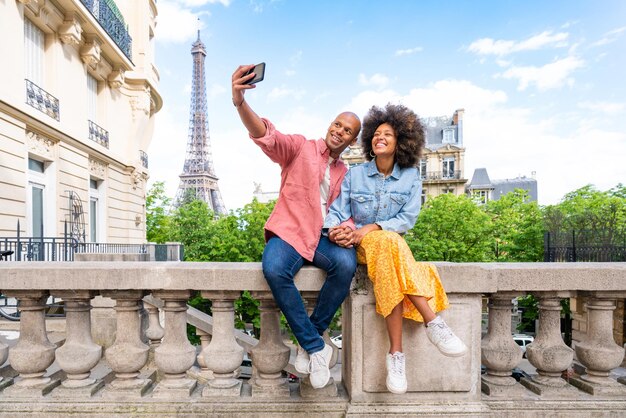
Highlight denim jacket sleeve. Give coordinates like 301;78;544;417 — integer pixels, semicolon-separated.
376;175;422;234
323;169;353;229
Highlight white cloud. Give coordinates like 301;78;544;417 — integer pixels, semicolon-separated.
358;73;390;89
267;86;306;101
181;0;231;6
209;83;227;98
285;69;296;76
395;47;423;56
591;26;626;47
468;31;569;56
578;101;625;114
499;56;585;91
155;1;207;44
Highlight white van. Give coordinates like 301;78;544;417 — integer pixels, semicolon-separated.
513;334;534;358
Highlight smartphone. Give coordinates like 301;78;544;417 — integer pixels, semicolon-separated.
244;62;265;85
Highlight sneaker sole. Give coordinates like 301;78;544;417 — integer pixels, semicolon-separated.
438;345;468;357
386;378;407;394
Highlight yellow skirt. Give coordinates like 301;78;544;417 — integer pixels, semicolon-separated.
356;230;449;322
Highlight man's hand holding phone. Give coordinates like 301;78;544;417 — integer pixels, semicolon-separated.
232;63;265;107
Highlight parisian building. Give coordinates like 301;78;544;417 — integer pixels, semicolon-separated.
0;0;162;243
343;108;467;205
466;168;538;204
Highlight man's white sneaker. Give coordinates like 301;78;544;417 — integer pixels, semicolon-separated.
386;352;407;394
426;316;468;357
295;346;310;375
308;344;333;389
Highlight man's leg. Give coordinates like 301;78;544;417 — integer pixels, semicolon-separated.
309;236;357;335
262;237;325;354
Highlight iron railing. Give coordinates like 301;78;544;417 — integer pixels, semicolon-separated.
88;120;109;148
25;79;60;121
140;150;149;168
424;170;462;181
79;0;132;60
544;230;626;262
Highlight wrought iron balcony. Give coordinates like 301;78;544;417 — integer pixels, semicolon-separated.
25;79;60;121
80;0;132;60
88;120;109;148
424;170;462;181
140;150;149;169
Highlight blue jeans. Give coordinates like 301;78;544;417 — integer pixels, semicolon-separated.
262;236;357;354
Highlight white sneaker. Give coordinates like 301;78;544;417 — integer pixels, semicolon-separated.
426;316;468;357
308;344;333;389
295;346;310;375
386;352;407;394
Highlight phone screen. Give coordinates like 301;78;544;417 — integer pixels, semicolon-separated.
244;62;265;85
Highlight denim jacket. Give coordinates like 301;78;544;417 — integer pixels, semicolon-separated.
324;160;422;234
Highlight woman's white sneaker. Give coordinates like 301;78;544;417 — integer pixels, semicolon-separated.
386;352;407;394
308;344;333;389
295;346;310;375
426;316;468;357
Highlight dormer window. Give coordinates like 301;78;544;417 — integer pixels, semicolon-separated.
442;128;455;144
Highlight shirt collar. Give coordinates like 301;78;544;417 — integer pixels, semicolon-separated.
319;139;339;165
366;159;401;179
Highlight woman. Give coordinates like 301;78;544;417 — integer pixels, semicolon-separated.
324;103;467;394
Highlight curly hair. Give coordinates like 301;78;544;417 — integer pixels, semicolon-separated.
361;103;425;168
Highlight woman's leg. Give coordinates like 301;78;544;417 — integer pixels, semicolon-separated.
406;294;436;324
385;302;404;353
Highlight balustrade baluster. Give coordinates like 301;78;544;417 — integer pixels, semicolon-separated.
52;291;103;396
521;292;579;397
190;329;213;383
300;291;338;397
200;291;243;397
101;290;151;397
481;292;526;396
4;291;59;396
144;301;165;349
249;292;290;398
570;292;626;395
0;333;9;390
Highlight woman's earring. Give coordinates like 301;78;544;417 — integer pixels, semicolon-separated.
369;150;375;158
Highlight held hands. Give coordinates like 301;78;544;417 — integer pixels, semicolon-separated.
232;65;257;108
328;224;381;248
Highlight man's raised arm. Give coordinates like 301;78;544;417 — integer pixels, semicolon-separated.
232;65;267;138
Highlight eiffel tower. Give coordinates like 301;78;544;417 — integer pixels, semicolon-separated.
175;30;226;215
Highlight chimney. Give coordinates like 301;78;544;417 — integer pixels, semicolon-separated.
453;108;465;125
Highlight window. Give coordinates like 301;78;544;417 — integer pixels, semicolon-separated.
419;159;427;180
421;189;427;206
24;19;44;85
86;74;98;122
27;157;54;238
89;178;105;242
472;190;489;205
443;158;456;179
442;128;455;144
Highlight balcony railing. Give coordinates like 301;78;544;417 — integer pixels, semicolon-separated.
88;120;109;148
0;263;625;416
140;150;149;169
25;79;60;121
79;0;132;60
424;170;462;181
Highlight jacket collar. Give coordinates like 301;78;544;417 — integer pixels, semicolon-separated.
366;159;401;179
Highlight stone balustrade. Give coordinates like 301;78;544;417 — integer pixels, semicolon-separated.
0;262;625;416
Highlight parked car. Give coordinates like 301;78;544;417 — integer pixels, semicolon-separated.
512;333;534;358
331;334;342;349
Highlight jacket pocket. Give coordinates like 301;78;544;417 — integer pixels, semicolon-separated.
350;193;375;224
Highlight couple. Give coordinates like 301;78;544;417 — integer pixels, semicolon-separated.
232;65;467;394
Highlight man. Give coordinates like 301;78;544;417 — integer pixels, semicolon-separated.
232;65;360;389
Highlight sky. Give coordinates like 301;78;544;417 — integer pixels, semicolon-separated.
149;0;626;211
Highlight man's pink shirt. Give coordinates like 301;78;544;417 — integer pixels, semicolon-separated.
251;119;353;261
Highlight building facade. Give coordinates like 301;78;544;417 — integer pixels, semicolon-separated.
466;168;538;204
0;0;162;243
343;109;467;204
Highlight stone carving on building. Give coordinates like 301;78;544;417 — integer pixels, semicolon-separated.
129;87;151;121
80;37;101;70
26;131;56;160
130;169;145;191
89;158;107;180
58;14;82;47
108;69;125;90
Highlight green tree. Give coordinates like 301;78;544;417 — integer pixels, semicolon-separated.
406;193;492;262
146;181;172;243
484;189;544;262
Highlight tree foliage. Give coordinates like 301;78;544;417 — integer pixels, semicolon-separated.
146;181;172;244
406;193;492;262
